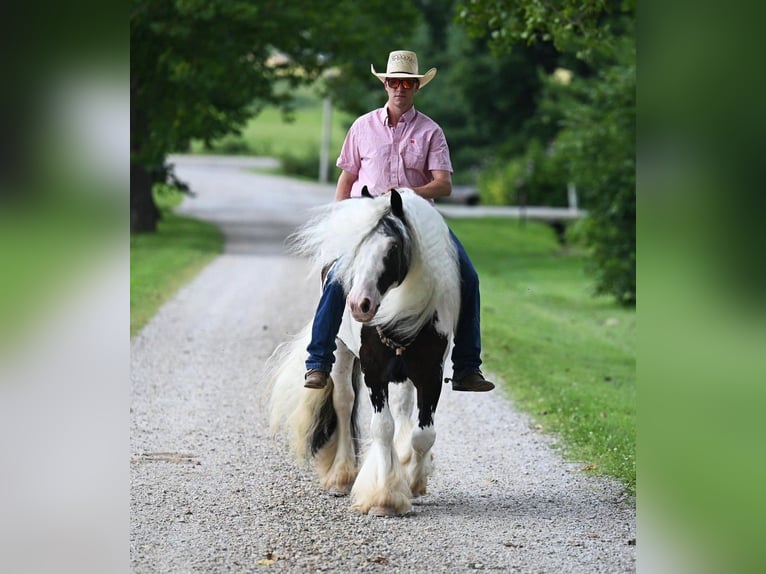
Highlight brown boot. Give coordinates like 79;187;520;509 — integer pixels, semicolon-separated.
304;369;329;389
450;370;495;392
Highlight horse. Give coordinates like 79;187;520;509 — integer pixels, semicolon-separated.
266;188;461;516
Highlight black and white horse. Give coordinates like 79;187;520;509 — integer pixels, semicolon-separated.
267;188;460;516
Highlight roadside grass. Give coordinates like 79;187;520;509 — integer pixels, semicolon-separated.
130;189;223;337
448;218;636;497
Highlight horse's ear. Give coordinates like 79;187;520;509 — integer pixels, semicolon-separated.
390;188;405;221
361;185;373;198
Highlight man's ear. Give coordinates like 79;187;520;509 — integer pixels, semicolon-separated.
361;185;373;198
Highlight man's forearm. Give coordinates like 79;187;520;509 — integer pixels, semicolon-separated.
413;178;451;200
335;170;356;201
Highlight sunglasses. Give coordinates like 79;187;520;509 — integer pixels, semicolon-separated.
386;78;418;90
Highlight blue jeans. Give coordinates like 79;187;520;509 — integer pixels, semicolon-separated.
306;229;482;376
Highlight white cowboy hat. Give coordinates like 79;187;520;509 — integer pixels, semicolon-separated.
371;50;437;88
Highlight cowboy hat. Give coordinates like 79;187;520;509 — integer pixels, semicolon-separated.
371;50;437;88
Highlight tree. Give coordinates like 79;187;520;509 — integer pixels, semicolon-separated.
457;0;632;62
555;39;635;304
414;23;561;173
130;0;417;232
456;0;636;305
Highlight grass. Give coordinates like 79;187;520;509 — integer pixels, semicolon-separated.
189;100;354;181
130;189;223;337
448;218;636;497
190;86;354;162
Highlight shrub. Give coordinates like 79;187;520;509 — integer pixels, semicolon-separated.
279;148;340;182
556;52;635;305
478;140;570;207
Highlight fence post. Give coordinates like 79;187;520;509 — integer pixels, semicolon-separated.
319;96;332;183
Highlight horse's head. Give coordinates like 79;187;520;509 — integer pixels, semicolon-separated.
347;189;411;323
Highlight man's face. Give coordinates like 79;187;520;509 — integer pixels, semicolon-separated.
385;77;419;109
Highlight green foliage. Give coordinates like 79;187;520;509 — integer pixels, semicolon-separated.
413;22;560;175
449;217;635;496
456;0;633;63
278;147;341;182
555;45;635;304
478;139;570;206
456;0;635;306
131;0;418;169
478;156;525;205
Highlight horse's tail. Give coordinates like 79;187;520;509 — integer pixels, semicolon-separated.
266;322;337;461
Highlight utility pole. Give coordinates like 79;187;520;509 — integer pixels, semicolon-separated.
319;95;332;183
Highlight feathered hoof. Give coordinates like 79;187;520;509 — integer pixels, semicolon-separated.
319;465;357;497
410;481;427;498
368;505;405;517
328;485;351;497
352;493;412;516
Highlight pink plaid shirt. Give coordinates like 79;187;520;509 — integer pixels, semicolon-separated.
336;106;453;198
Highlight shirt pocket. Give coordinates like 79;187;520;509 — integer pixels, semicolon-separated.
402;143;426;175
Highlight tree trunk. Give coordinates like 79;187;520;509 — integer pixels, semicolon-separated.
130;94;160;233
130;161;160;233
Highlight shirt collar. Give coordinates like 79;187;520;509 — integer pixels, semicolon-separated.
379;105;418;126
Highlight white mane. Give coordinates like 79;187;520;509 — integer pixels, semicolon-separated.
291;189;461;339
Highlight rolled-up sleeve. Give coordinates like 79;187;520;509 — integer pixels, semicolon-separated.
336;123;361;175
425;128;452;173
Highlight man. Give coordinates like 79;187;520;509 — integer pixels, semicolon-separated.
304;50;494;393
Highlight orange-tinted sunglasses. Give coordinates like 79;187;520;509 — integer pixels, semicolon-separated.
386;78;418;90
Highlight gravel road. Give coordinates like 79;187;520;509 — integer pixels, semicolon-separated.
130;156;636;573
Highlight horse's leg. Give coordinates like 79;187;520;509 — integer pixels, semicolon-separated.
407;382;440;498
351;391;412;516
352;330;412;516
403;326;449;498
315;340;357;496
388;380;415;464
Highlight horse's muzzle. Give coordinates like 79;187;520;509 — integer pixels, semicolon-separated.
349;297;379;323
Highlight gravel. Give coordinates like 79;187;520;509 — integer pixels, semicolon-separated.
131;157;636;573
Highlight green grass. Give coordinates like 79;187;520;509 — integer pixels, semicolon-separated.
130;190;223;337
190;94;354;160
448;218;636;497
189;100;354;181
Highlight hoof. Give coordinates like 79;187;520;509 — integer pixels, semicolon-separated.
368;506;400;517
410;483;427;498
328;486;350;497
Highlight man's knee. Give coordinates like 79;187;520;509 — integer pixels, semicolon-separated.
459;258;479;290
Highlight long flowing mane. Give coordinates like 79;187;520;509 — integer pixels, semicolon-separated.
290;189;461;340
